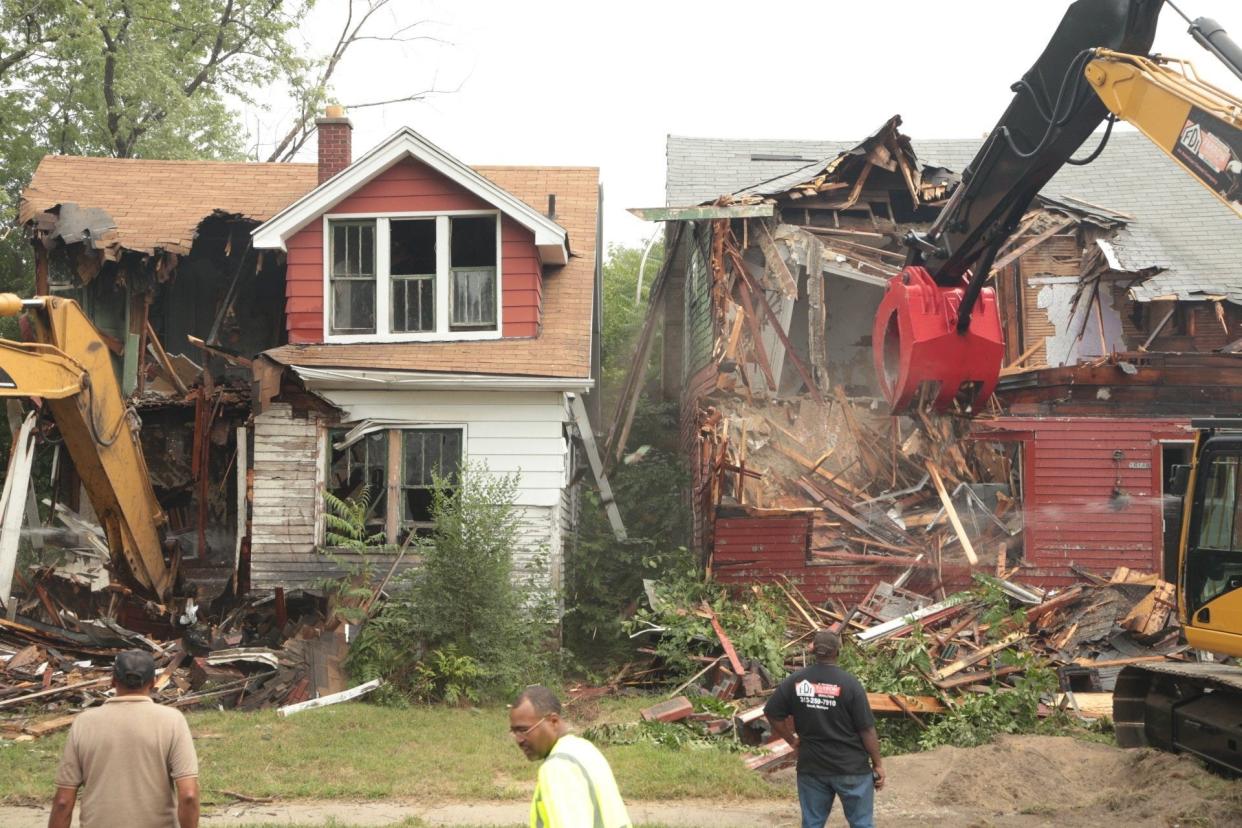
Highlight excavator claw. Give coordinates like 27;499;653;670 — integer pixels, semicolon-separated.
872;266;1005;414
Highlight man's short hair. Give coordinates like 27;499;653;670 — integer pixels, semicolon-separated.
513;685;562;716
812;630;841;658
113;650;156;690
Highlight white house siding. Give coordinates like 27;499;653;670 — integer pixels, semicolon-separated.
249;388;573;594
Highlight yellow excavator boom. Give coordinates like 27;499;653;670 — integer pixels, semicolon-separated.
1085;49;1242;218
0;294;170;599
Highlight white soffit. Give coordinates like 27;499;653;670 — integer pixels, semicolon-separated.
252;127;568;265
292;366;593;392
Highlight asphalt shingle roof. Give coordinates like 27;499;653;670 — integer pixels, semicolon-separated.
666;131;1241;303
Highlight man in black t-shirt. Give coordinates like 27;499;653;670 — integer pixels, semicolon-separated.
764;629;884;828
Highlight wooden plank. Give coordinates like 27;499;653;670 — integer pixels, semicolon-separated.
277;678;382;716
755;220;798;299
0;676;111;709
628;204;775;222
931;631;1025;682
990;217;1075;276
701;603;746;676
927;462;978;565
867;693;946;715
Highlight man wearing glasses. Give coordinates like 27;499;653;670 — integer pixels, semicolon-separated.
509;685;631;828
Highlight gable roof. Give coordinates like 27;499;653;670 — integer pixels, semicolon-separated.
667;131;1242;303
20;156;318;255
262;166;599;380
252;127;569;265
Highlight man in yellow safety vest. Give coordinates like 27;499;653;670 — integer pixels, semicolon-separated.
509;685;632;828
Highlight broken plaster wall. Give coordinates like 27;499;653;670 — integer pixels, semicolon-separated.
1038;277;1128;367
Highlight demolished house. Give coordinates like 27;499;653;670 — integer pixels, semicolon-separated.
615;115;1242;607
10;110;605;614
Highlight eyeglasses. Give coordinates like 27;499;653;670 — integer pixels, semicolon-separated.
511;714;549;739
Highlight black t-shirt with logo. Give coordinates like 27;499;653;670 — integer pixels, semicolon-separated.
764;662;876;776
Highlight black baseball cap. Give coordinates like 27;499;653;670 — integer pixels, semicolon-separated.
113;650;156;689
812;629;841;656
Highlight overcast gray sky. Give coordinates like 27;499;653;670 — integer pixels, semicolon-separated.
249;0;1242;252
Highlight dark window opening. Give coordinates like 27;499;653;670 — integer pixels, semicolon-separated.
449;216;497;330
327;429;388;542
402;428;463;534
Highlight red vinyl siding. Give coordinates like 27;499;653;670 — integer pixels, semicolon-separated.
983;417;1192;577
712;516;976;605
283;157;543;343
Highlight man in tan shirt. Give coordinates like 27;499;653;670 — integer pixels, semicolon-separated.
50;650;200;828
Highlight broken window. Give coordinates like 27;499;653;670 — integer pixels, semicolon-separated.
329;220;376;334
390;219;436;333
449;216;497;330
324;426;463;546
327;429;388;541
402;428;463;531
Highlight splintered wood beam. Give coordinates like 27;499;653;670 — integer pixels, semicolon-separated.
755;220;798;299
989;217;1075;276
145;321;189;395
931;631;1025;681
731;256;779;392
734;256;823;403
628;204;775;222
927;462;978;565
701;603;746;676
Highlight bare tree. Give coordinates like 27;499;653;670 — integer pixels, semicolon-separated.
265;0;455;163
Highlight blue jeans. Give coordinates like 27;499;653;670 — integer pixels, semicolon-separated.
796;771;875;828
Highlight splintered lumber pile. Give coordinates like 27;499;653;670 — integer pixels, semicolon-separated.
1;588;360;739
700;387;1021;576
630;566;1192;773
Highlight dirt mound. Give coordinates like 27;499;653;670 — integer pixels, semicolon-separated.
886;735;1242;826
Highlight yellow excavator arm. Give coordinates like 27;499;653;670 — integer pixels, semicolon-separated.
0;294;170;599
1085;49;1242;218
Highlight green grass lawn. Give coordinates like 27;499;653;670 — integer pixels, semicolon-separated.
0;696;785;806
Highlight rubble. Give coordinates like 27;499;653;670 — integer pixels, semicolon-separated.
618;565;1194;773
0;585;359;739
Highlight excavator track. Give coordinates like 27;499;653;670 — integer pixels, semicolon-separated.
1113;661;1242;775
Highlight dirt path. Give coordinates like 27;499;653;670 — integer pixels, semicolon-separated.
4;736;1239;827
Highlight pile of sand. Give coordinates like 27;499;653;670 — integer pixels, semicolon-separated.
889;735;1241;826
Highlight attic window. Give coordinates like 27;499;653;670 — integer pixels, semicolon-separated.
326;212;501;342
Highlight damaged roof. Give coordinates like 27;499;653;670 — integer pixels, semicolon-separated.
20;156;319;255
263;166;599;380
667;130;1242;304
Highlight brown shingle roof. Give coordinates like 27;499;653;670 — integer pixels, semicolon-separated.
20;155;598;380
20;156;319;254
264;166;599;380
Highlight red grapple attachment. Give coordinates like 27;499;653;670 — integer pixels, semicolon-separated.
872;265;1004;414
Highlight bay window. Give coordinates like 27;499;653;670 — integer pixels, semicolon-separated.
326;212;500;340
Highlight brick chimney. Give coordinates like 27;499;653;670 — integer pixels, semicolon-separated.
316;105;352;184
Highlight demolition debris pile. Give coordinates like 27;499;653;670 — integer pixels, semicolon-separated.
608;566;1187;770
0;588;366;740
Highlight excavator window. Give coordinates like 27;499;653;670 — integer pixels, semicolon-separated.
1187;449;1242;614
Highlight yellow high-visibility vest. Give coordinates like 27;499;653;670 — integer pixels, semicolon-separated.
529;734;631;828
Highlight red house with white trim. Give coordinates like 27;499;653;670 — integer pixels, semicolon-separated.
245;113;602;592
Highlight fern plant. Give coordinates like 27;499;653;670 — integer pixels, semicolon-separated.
317;486;393;624
323;485;388;551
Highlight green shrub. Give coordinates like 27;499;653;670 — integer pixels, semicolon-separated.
346;464;561;703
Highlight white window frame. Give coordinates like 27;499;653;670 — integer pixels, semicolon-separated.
323;210;503;343
322;422;468;546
